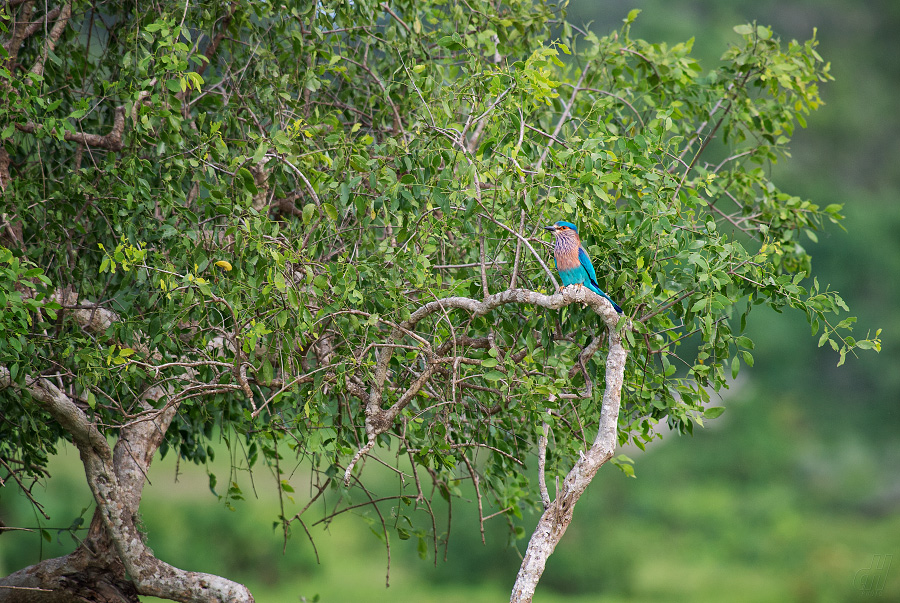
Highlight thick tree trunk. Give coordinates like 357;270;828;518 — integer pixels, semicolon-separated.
0;527;138;603
0;311;255;603
0;370;256;603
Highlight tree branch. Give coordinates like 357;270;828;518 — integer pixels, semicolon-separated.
17;105;127;151
510;309;627;602
344;285;622;484
0;286;256;601
538;412;551;510
2;1;35;62
19;7;62;41
510;209;526;288
27;2;72;83
478;217;490;298
0;367;256;603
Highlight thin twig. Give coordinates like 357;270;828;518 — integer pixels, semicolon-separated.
638;289;695;323
433;261;509;269
537;61;592;170
477;213;558;288
478;217;489;298
579;87;645;128
510;209;526;288
380;2;412;34
538;410;551;509
460;454;486;544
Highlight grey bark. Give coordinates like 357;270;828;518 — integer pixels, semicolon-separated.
0;300;255;603
509;289;628;602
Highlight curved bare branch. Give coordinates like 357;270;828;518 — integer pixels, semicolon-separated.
510;310;627;602
343;284;623;484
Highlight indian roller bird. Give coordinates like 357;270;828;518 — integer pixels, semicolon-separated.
544;221;623;314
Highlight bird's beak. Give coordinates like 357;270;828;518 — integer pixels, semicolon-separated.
543;225;556;232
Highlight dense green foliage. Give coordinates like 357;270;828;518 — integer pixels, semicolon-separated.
0;0;879;578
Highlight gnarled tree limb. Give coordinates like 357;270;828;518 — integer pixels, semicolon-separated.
343;284;623;484
510;300;627;602
17;105;127;151
0;369;255;603
26;2;72;83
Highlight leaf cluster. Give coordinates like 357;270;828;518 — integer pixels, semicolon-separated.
0;0;878;547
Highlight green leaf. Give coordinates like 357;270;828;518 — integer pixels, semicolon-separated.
302;203;316;224
238;168;258;194
323;203;338;221
616;462;635;478
703;407;725;419
735;336;754;349
437;36;465;51
252;141;267;163
483;371;505;382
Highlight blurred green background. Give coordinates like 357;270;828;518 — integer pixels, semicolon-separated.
2;0;898;601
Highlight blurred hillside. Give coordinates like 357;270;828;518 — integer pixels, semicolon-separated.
2;1;897;601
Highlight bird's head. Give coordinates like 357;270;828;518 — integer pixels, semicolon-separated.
544;221;579;236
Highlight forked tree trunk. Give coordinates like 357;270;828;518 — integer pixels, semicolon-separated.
0;371;255;603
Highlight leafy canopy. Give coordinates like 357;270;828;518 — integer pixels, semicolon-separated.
0;0;878;545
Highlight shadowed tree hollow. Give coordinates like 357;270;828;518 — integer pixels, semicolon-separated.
0;1;879;601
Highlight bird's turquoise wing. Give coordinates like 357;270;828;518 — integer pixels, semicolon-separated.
578;246;599;288
578;246;623;313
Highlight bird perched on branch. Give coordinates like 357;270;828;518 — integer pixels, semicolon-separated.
544;221;623;314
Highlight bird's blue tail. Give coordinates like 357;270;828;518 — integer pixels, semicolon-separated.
602;292;623;314
587;283;623;314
